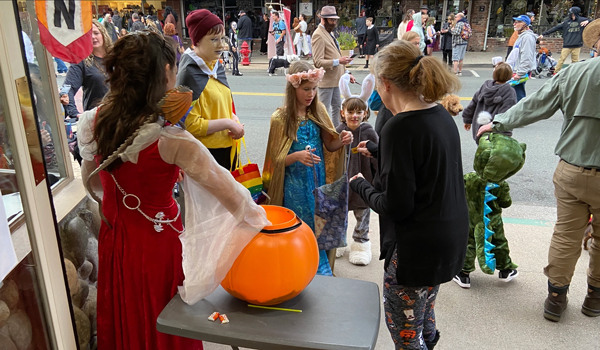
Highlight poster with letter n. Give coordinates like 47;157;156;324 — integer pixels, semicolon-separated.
35;0;93;63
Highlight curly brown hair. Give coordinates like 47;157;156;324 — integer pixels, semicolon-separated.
93;31;176;170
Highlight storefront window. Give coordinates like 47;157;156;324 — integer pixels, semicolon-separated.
0;53;52;350
0;85;22;225
17;1;69;188
0;255;53;350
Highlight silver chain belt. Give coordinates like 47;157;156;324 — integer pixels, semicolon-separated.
110;173;184;234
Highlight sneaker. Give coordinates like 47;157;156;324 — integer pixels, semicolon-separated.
457;71;462;76
453;272;470;289
499;269;519;282
57;72;67;76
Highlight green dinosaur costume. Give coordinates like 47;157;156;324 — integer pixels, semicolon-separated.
462;132;526;275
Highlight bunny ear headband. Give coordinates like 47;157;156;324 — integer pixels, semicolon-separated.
339;73;375;103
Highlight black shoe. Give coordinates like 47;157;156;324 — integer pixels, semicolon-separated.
453;271;470;289
424;330;441;350
363;64;369;69
544;282;569;322
233;72;243;76
499;269;519;282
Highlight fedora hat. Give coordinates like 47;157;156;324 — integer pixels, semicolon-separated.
320;6;339;19
583;19;600;48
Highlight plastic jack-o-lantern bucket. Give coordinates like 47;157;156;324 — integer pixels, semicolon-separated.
221;205;319;305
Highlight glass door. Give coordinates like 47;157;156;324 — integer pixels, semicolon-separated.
0;1;77;349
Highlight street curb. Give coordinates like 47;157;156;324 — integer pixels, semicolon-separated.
237;63;493;72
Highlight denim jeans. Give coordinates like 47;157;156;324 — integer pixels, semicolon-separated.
54;57;68;73
513;82;526;102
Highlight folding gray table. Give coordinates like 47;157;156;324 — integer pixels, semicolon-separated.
157;275;381;350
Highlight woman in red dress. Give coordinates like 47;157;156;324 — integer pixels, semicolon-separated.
79;31;268;350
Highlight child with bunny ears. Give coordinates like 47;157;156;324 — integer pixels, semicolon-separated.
335;73;378;265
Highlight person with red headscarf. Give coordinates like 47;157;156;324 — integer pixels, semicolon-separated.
176;9;244;170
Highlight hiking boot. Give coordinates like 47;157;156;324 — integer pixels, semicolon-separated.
453;271;470;289
424;330;440;350
582;284;600;317
499;269;519;282
544;282;569;322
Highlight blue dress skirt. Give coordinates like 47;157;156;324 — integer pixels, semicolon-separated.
283;119;332;276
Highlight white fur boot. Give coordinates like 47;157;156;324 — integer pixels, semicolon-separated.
336;247;346;258
349;241;372;266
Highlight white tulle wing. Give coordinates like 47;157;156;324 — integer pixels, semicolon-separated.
158;127;270;305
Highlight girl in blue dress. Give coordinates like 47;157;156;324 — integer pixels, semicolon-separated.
262;61;353;275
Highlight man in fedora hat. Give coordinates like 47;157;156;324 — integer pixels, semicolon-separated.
311;5;355;127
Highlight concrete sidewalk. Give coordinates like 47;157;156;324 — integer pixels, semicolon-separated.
236;50;577;72
203;204;599;350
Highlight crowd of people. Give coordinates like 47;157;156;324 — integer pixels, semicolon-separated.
50;3;600;350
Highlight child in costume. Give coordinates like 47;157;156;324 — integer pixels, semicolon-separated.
176;10;244;170
335;73;378;266
79;32;268;350
462;62;517;144
262;61;353;276
454;119;527;289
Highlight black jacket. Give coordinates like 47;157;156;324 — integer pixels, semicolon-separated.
131;20;146;32
229;28;238;50
542;8;589;48
440;22;453;51
351;104;469;287
63;57;108;118
237;15;253;39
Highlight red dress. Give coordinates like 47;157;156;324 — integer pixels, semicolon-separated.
96;141;203;350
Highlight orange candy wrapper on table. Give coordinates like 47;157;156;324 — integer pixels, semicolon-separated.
208;312;220;321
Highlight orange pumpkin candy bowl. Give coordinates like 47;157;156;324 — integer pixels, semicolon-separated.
221;205;319;306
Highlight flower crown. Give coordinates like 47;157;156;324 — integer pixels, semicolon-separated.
286;68;325;88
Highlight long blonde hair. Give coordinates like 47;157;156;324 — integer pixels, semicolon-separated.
283;61;321;141
372;40;460;103
85;20;113;67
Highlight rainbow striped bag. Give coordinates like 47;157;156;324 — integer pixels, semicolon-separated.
231;138;267;204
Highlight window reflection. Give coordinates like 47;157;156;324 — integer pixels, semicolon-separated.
18;0;68;187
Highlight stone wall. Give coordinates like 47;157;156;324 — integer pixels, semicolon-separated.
58;199;102;350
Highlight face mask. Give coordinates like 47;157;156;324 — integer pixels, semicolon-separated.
158;86;193;124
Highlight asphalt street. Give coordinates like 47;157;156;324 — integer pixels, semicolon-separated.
230;68;561;220
204;69;600;350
